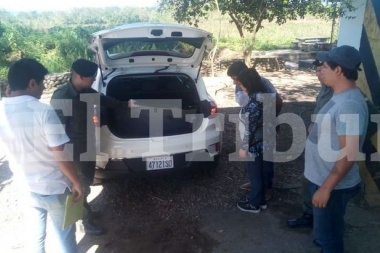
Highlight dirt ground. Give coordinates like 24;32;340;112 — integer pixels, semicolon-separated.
1;61;380;253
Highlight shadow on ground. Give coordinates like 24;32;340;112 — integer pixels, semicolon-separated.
74;101;380;253
0;160;12;192
1;100;378;252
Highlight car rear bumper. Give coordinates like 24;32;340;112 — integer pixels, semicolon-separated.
95;116;222;178
95;149;220;179
97;118;221;158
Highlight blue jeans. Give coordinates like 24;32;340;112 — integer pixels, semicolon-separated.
247;153;273;206
308;181;360;253
266;160;274;190
24;189;77;253
263;149;274;190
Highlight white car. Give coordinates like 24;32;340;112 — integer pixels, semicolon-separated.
89;22;222;179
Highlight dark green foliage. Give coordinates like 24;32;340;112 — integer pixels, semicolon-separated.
158;0;356;64
0;7;164;79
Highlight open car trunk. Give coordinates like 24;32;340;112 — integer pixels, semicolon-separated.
102;74;211;138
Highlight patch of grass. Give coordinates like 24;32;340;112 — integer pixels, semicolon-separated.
198;14;336;51
218;37;243;51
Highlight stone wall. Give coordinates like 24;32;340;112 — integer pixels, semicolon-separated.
43;72;71;94
0;72;70;99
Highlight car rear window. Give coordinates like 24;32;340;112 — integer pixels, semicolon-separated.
103;37;204;60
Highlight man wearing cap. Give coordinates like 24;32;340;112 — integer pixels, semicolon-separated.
304;45;368;252
50;59;126;236
287;60;333;229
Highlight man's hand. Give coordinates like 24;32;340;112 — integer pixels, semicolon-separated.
50;144;84;202
239;148;248;159
71;182;83;202
312;187;331;208
313;135;360;208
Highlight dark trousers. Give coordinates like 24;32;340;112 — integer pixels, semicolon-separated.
266;160;274;190
302;176;313;215
74;160;96;219
309;181;360;253
247;153;273;206
74;160;96;189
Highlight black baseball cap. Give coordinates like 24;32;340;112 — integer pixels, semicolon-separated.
71;59;98;77
316;45;362;71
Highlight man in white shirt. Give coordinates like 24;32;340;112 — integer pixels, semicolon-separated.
0;58;83;253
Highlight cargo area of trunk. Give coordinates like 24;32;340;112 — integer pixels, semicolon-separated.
102;73;209;138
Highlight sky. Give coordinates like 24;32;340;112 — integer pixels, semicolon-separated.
0;0;158;12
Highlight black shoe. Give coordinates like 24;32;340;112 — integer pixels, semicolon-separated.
237;201;261;213
287;212;313;228
238;197;249;205
82;220;105;236
238;198;267;210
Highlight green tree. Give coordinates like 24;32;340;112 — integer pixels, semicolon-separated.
0;21;9;78
158;0;356;65
0;7;165;79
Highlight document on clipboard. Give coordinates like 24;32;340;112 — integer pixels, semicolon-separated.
62;193;84;230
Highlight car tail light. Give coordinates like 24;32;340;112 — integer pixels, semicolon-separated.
207;142;221;154
209;101;218;118
214;142;220;153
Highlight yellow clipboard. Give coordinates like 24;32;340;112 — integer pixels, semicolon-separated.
62;193;84;230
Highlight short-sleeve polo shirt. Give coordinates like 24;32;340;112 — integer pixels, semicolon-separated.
0;96;71;195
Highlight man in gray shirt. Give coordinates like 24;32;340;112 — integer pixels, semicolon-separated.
304;45;368;252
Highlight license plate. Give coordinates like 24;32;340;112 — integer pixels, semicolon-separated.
146;155;174;170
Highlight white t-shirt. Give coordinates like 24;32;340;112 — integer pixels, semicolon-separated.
0;96;71;195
